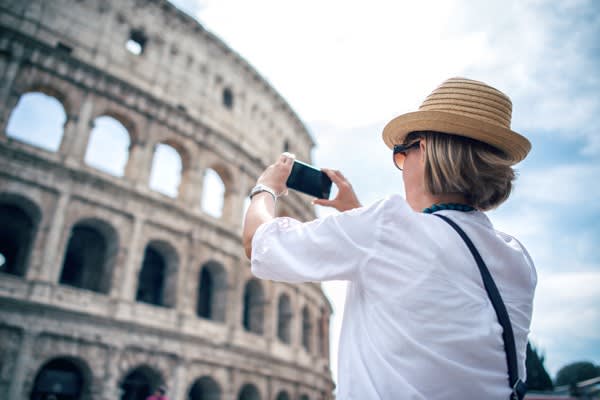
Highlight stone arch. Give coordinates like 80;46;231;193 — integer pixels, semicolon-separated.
29;356;93;400
149;138;190;198
188;375;221;400
118;364;164;400
242;278;264;335
0;192;42;277
136;240;179;308
59;217;119;294
196;260;228;322
6;90;68;152
84;114;132;177
275;390;290;400
277;293;292;344
301;306;312;352
238;383;261;400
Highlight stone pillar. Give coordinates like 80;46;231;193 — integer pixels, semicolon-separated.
178;160;205;212
173;243;191;313
7;330;35;400
36;191;70;282
120;215;145;301
0;92;20;138
170;359;187;400
59;93;95;164
225;367;236;400
226;261;244;342
179;245;199;317
0;54;22;136
100;346;122;400
124;118;155;190
224;169;250;228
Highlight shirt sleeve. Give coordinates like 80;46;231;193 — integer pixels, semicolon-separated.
250;198;388;283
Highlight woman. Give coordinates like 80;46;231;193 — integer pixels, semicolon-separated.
243;78;536;399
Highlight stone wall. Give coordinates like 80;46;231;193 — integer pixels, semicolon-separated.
0;1;333;399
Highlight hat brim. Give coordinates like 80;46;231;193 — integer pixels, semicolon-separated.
382;110;531;164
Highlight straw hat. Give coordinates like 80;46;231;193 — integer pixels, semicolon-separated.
382;77;531;164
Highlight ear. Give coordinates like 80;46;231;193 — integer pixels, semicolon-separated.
419;139;427;163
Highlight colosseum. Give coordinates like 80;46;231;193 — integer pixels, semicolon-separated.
0;0;334;399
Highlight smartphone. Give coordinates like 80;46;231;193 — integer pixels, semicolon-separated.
286;160;332;199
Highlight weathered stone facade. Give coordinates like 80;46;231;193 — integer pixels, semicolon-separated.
0;1;333;399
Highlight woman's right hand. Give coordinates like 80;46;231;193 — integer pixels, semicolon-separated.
313;168;362;212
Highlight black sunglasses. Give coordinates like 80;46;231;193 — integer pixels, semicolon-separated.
393;141;421;170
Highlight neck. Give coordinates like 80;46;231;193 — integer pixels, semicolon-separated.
409;193;469;212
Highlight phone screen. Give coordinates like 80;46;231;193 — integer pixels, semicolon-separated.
286;160;332;199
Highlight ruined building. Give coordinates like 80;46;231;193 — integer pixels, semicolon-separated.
0;0;333;399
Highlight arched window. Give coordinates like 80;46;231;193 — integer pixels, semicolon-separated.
149;143;183;198
275;390;290;400
30;358;85;400
299;395;310;400
238;384;260;400
59;220;118;294
277;294;292;344
242;279;264;335
302;306;312;352
197;261;227;322
84;116;131;176
201;168;225;218
0;201;39;277
136;242;177;308
7;92;67;152
188;376;221;400
222;88;233;110
119;366;162;400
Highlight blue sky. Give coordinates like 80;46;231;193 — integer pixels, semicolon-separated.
6;0;598;383
167;0;599;379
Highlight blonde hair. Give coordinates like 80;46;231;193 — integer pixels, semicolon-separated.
405;131;516;211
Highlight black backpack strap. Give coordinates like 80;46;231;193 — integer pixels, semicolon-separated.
434;214;527;400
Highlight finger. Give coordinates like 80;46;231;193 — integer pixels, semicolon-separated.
312;198;336;207
280;152;296;164
322;168;347;185
333;169;346;180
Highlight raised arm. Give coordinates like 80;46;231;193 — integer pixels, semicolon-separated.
243;153;295;259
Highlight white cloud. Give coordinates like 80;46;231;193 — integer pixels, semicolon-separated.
170;0;600;380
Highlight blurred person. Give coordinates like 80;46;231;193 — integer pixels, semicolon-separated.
243;78;536;399
146;385;169;400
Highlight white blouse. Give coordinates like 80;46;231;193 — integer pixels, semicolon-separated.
251;194;536;400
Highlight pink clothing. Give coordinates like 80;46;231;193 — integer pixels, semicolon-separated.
146;396;168;400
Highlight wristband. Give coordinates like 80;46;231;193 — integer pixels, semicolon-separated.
249;184;278;202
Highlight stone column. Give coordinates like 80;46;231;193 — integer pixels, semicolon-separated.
224;168;250;228
173;243;191;313
226;261;244;343
178;160;205;212
0;52;22;136
170;359;187;400
120;215;145;301
7;330;35;400
36;191;70;282
0;92;20;138
124;118;155;190
59;93;95;165
100;346;122;400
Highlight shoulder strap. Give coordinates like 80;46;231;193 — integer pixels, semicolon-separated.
434;214;526;400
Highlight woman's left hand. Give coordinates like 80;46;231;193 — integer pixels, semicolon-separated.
256;152;296;196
